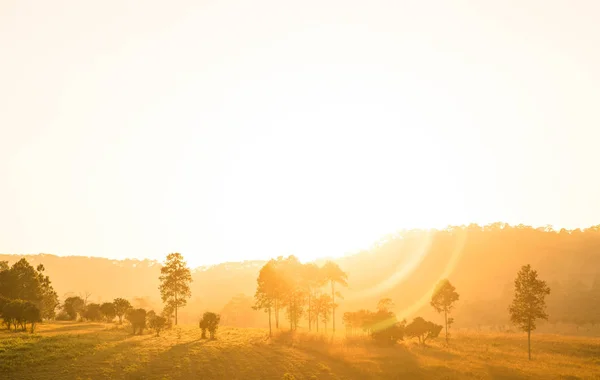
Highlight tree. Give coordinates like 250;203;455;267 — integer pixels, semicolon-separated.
199;312;221;339
321;261;348;334
405;317;443;345
127;308;147;335
148;311;167;336
2;300;40;332
62;296;85;320
253;261;277;336
36;264;59;319
82;303;102;321
313;294;332;332
0;259;59;320
430;279;460;343
159;253;192;325
113;298;132;324
100;302;116;322
509;264;551;360
23;302;42;333
301;263;323;332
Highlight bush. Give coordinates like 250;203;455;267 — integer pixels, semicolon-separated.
371;322;405;345
55;311;71;321
199;312;221;339
148;311;167;336
126;308;146;335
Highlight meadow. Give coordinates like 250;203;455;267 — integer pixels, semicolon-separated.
0;322;598;380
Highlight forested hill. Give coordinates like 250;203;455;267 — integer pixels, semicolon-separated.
2;223;600;330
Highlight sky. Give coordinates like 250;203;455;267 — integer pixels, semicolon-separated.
1;1;599;267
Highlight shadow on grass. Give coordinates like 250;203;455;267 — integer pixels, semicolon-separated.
0;327;134;378
487;365;531;379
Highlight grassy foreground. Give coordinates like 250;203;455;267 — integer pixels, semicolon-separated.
0;322;599;380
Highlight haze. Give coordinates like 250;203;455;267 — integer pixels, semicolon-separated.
1;1;599;267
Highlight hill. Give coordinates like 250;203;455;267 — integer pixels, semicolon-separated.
2;223;600;331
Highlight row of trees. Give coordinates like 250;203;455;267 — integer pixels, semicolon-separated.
253;256;348;336
59;296;133;323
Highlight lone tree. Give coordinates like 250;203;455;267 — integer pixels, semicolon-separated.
147;310;167;336
127;308;147;335
509;264;551;360
405;317;443;345
430;279;460;343
159;253;192;326
321;261;348;334
113;298;132;324
199;312;221;339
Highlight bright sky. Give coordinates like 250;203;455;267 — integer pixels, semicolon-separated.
1;1;599;267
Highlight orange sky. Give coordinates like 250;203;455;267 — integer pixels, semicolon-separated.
1;1;599;266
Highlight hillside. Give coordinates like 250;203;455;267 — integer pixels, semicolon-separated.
2;223;600;330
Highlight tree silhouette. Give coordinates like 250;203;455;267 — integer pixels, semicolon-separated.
113;298;132;324
301;263;323;332
509;264;551;360
83;303;102;321
405;317;442;345
199;312;221;339
253;261;277;336
430;279;460;343
100;302;116;322
148;311;167;336
0;258;59;320
1;300;40;332
159;253;192;325
127;308;147;335
321;261;348;334
62;296;85;320
313;293;332;332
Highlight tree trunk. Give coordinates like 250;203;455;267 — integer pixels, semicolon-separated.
175;294;178;325
444;308;448;343
528;328;531;360
275;299;279;329
331;281;335;334
308;292;312;331
268;307;272;337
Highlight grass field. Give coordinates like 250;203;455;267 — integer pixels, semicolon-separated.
0;322;599;380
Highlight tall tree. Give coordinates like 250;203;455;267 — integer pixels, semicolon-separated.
430;279;460;343
321;261;348;334
509;264;551;360
302;263;323;332
253;261;277;336
159;253;192;325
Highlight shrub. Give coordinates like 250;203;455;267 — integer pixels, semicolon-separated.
126;308;147;335
199;312;221;339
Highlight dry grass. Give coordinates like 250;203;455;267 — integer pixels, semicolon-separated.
0;322;599;379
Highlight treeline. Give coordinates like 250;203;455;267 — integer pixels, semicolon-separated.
2;223;600;331
253;256;348;336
